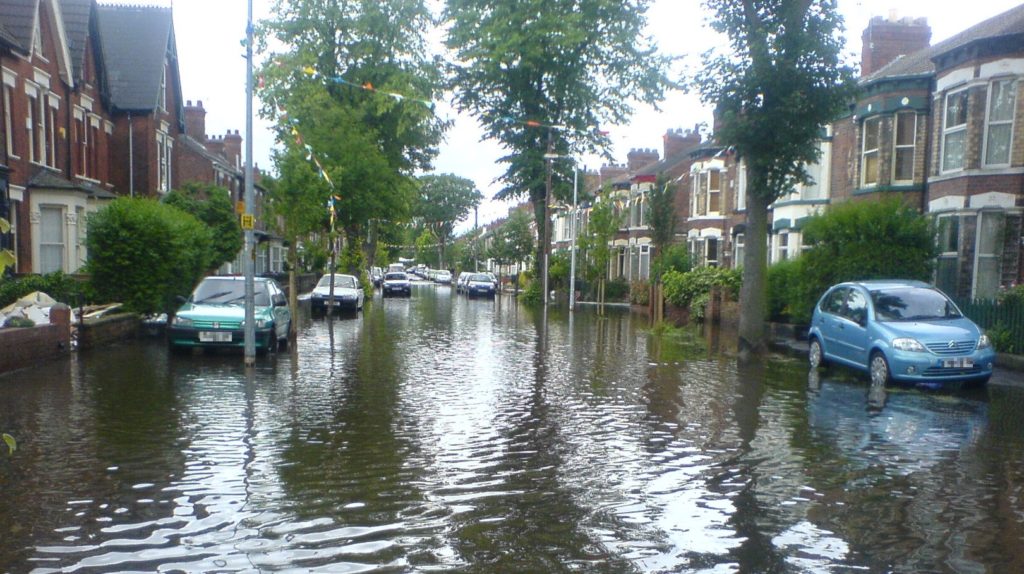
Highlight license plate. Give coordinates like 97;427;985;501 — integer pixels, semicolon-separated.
199;331;232;343
942;358;973;368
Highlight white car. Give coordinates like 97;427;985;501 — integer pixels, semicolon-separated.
435;270;452;285
310;273;364;313
382;272;412;297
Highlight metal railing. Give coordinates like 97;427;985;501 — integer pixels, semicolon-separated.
955;297;1024;354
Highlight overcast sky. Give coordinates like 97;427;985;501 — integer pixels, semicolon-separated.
156;0;1023;230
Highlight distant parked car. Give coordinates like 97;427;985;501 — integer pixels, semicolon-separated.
455;272;471;293
309;273;364;314
169;275;290;352
370;267;383;287
435;270;452;285
465;273;497;298
808;280;995;386
382;272;412;297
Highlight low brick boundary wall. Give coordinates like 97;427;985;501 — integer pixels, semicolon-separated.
78;313;141;351
0;304;71;377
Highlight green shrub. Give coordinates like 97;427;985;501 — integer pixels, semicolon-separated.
662;266;742;311
605;277;630;302
800;197;936;300
0;272;91;309
766;258;814;324
651;243;691;280
86;198;212;315
548;252;570;291
630;280;650;305
519;281;543;305
3;316;35;328
997;284;1024;305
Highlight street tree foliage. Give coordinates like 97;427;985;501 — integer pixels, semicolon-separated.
696;0;858;355
488;209;534;288
163;182;242;271
256;0;445;275
87;198;211;315
647;172;677;281
579;195;623;312
0;217;13;274
414;174;483;268
265;145;332;274
444;0;673;276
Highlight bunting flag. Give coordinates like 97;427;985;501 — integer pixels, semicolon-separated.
301;66;435;108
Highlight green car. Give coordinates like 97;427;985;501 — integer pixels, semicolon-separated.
168;276;291;352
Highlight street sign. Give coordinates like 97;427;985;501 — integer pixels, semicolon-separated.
235;200;246;214
241;214;255;230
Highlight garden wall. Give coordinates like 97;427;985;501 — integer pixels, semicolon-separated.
0;304;71;377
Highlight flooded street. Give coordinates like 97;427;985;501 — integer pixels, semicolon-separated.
3;284;1024;573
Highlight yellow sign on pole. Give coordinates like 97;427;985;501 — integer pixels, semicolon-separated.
235;200;246;214
241;214;255;230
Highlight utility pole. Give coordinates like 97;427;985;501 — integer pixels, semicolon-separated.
569;164;578;311
542;130;552;307
243;0;256;365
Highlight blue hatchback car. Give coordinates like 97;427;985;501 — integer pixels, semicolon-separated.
807;280;995;386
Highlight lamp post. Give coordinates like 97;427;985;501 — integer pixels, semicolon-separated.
543;153;578;310
243;0;256;365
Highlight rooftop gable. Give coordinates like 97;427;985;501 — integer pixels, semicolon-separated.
95;3;178;112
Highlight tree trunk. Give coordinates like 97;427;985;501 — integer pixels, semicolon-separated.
533;196;547;279
738;189;771;358
366;219;378;269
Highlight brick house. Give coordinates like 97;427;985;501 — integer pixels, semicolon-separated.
842;6;1024;299
1;0;270;276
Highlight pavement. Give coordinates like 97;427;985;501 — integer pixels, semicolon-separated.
770;336;1024;388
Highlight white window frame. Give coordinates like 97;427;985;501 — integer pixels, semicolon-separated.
982;78;1016;168
736;161;747;211
942;89;969;173
705;237;719;268
734;233;745;269
159;65;168;111
45;93;58;168
38;205;65;274
157;125;173;193
2;70;15;158
25;83;41;164
892;112;916;183
861;116;881;186
972;211;1003;299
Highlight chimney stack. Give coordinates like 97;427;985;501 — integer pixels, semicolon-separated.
861;14;931;77
663;127;702;159
223;130;242;169
184;99;207;141
627;148;659;173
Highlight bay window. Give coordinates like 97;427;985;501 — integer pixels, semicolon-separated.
942;90;969;172
861;116;880;186
983;79;1016;167
892;112;916;182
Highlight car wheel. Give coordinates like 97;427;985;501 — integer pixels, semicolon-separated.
869;352;891;386
808;338;826;369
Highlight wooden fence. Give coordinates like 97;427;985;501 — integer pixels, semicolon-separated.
955;297;1024;354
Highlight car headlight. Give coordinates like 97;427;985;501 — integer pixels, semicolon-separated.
172;315;192;327
892;337;927;352
978;334;991;350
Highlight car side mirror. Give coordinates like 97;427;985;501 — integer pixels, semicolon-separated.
273;294;287;307
176;295;188;305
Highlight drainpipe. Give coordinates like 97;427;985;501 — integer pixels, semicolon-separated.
128;112;134;198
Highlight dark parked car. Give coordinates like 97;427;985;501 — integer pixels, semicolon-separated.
807;280;995;386
382;272;412;297
465;273;497;298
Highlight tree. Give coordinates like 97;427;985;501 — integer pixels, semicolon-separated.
0;217;13;275
579;195;622;314
414;174;483;268
445;0;673;279
696;0;857;355
488;209;534;292
647;171;677;281
264;145;333;335
256;0;445;276
86;198;211;316
163;182;242;270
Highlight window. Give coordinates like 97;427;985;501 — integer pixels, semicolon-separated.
734;233;745;269
39;206;64;273
777;232;790;261
942;90;969;172
935;215;960;295
26;89;39;163
639;244;650;280
692;169;721;216
861;116;880;186
706;237;719;267
845;290;867;325
893;112;916;182
157;128;172;193
974;212;1003;299
75;206;86;272
46;95;58;168
984;79;1016;167
736;161;747;210
2;77;14;157
159;65;167;111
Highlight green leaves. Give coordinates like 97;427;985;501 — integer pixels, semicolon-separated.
2;433;15;455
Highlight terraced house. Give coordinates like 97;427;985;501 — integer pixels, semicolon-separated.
0;0;275;277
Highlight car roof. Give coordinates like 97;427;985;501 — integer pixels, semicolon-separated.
203;275;272;283
841;279;934;292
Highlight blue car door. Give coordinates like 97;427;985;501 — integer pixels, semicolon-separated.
835;288;871;367
817;287;848;361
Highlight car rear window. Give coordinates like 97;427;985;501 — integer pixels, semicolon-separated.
385;273;407;280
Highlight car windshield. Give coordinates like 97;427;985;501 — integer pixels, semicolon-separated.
871;287;962;321
317;275;356;289
469;274;492;282
193;279;270;306
385;273;407;280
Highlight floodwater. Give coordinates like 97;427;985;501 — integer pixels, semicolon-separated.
2;284;1024;573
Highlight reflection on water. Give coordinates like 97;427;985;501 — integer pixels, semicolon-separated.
2;288;1024;572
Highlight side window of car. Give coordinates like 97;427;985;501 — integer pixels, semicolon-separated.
845;290;868;325
822;288;846;315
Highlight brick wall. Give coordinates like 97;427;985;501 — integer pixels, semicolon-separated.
0;304;71;377
77;313;140;350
